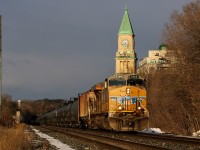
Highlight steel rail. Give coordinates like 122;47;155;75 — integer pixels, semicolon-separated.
134;132;200;146
39;126;170;150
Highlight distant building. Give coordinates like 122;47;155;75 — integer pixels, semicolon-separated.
138;44;175;75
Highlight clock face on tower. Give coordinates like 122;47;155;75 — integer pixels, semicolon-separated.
121;39;129;47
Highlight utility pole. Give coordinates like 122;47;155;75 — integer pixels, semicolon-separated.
16;100;21;124
0;16;2;120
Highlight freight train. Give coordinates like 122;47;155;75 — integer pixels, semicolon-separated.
37;73;149;131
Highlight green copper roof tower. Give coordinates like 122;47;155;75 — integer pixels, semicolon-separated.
118;5;134;35
116;6;137;74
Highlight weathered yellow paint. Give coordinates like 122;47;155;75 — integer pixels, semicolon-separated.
108;86;146;112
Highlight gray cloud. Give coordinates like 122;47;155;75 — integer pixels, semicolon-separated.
1;0;193;100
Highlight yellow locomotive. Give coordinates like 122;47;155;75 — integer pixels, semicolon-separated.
37;73;149;131
79;73;149;131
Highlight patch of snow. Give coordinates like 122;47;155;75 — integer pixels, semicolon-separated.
32;128;75;150
193;130;200;137
139;128;165;134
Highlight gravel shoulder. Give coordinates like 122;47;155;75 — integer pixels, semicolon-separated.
25;125;100;150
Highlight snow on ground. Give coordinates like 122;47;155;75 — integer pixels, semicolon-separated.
193;130;200;137
141;128;200;137
32;127;75;150
139;128;165;134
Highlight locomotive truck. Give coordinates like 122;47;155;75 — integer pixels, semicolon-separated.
37;73;149;131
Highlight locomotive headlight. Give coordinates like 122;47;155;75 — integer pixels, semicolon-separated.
138;106;141;110
126;88;130;94
118;106;122;110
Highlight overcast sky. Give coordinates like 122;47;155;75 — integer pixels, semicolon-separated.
0;0;194;100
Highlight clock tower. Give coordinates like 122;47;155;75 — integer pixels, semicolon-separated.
115;6;137;74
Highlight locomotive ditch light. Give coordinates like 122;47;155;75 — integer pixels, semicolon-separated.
118;106;122;110
126;88;130;94
138;106;141;110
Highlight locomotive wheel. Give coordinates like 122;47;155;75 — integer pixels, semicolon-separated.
101;119;112;130
109;118;122;131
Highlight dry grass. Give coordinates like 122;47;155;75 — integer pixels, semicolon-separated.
0;124;31;150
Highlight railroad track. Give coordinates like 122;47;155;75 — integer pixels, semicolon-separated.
45;126;200;147
65;127;200;147
135;132;200;146
38;126;173;150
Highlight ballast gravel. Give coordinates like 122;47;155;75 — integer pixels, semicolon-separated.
25;125;200;150
25;125;99;150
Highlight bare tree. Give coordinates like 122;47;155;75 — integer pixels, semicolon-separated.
1;94;16;127
148;0;200;135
